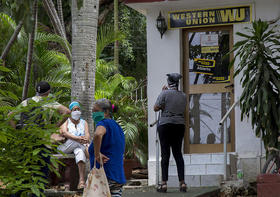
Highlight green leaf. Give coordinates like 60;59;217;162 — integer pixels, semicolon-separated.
0;66;11;72
236;32;252;39
0;134;7;143
32;149;41;156
31;185;41;197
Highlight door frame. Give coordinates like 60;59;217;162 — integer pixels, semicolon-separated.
182;25;235;154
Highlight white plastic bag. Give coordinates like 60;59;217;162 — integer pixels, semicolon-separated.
83;158;111;197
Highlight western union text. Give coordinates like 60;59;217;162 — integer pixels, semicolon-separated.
169;6;251;29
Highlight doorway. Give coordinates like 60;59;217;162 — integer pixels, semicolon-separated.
183;25;235;154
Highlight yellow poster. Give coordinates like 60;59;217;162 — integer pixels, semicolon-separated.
201;46;219;53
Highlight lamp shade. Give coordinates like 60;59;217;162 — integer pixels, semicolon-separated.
156;11;167;38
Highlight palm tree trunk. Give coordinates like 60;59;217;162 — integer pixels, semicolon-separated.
57;0;66;35
114;0;119;67
22;0;38;101
43;0;71;60
43;0;59;35
1;20;23;62
71;0;99;135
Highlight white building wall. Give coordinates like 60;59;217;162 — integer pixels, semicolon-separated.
129;0;280;186
146;9;182;185
146;9;182;161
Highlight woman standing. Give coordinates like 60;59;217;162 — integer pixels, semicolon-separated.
88;98;126;197
154;73;187;193
58;101;90;190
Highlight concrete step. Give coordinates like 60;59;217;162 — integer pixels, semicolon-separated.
169;163;230;176
168;153;237;176
168;174;223;187
124;179;148;189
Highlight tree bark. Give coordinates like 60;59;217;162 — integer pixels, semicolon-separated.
22;0;38;101
57;0;66;35
114;0;119;67
43;0;71;60
98;2;113;26
72;0;99;135
1;20;23;62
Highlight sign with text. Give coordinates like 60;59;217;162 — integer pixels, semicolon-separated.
211;76;230;83
168;5;252;29
193;58;215;75
201;34;219;53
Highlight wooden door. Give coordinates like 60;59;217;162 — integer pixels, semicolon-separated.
183;25;235;153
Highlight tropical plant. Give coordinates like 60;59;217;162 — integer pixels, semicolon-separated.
0;94;64;196
230;19;280;150
95;24;148;166
0;13;71;106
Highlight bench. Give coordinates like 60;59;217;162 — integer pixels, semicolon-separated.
49;154;79;191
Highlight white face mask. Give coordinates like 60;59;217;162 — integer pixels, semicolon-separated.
71;111;81;120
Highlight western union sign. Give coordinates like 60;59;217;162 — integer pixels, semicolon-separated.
168;5;252;29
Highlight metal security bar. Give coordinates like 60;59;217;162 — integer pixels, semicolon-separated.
219;97;240;181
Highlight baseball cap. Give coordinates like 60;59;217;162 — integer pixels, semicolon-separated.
36;81;51;94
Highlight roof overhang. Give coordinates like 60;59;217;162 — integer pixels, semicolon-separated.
125;0;254;16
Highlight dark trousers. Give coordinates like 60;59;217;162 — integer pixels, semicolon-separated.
158;123;185;182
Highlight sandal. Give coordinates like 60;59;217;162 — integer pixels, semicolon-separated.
179;182;187;192
64;184;70;191
77;182;85;190
157;183;167;193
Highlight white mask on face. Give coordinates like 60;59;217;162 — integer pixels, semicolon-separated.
71;111;81;120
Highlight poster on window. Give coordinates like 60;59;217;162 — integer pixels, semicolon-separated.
201;34;219;53
193;58;215;75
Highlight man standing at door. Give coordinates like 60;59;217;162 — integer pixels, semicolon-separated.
154;73;187;193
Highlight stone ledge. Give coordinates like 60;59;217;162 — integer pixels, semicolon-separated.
168;175;223;187
52;154;75;159
45;189;81;197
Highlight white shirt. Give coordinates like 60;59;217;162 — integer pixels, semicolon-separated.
67;118;85;137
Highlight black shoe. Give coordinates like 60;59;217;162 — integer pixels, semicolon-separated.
180;183;187;192
157;184;167;193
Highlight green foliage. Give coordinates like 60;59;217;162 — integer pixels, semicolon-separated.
97;25;125;59
116;99;148;166
0;0;35;33
0;13;71;106
102;4;147;80
0;95;64;196
95;25;148;166
230;20;280;149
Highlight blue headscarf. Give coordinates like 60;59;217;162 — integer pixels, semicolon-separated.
69;101;80;111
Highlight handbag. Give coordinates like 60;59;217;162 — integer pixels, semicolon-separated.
83;156;111;197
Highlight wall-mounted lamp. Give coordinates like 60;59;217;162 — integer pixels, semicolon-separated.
156;11;167;39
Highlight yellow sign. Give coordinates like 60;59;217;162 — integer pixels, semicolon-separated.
193;58;215;75
201;46;219;53
212;76;230;83
168;5;252;29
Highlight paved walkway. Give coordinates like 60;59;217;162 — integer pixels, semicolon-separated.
123;187;220;197
45;186;220;196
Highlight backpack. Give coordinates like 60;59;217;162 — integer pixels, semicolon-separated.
16;98;45;129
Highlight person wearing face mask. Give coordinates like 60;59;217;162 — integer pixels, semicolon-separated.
88;98;126;197
58;101;90;190
154;73;187;193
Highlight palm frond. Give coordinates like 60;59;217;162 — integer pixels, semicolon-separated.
0;13;16;29
35;32;72;59
96;24;125;59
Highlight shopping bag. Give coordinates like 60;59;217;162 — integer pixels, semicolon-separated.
83;157;111;197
